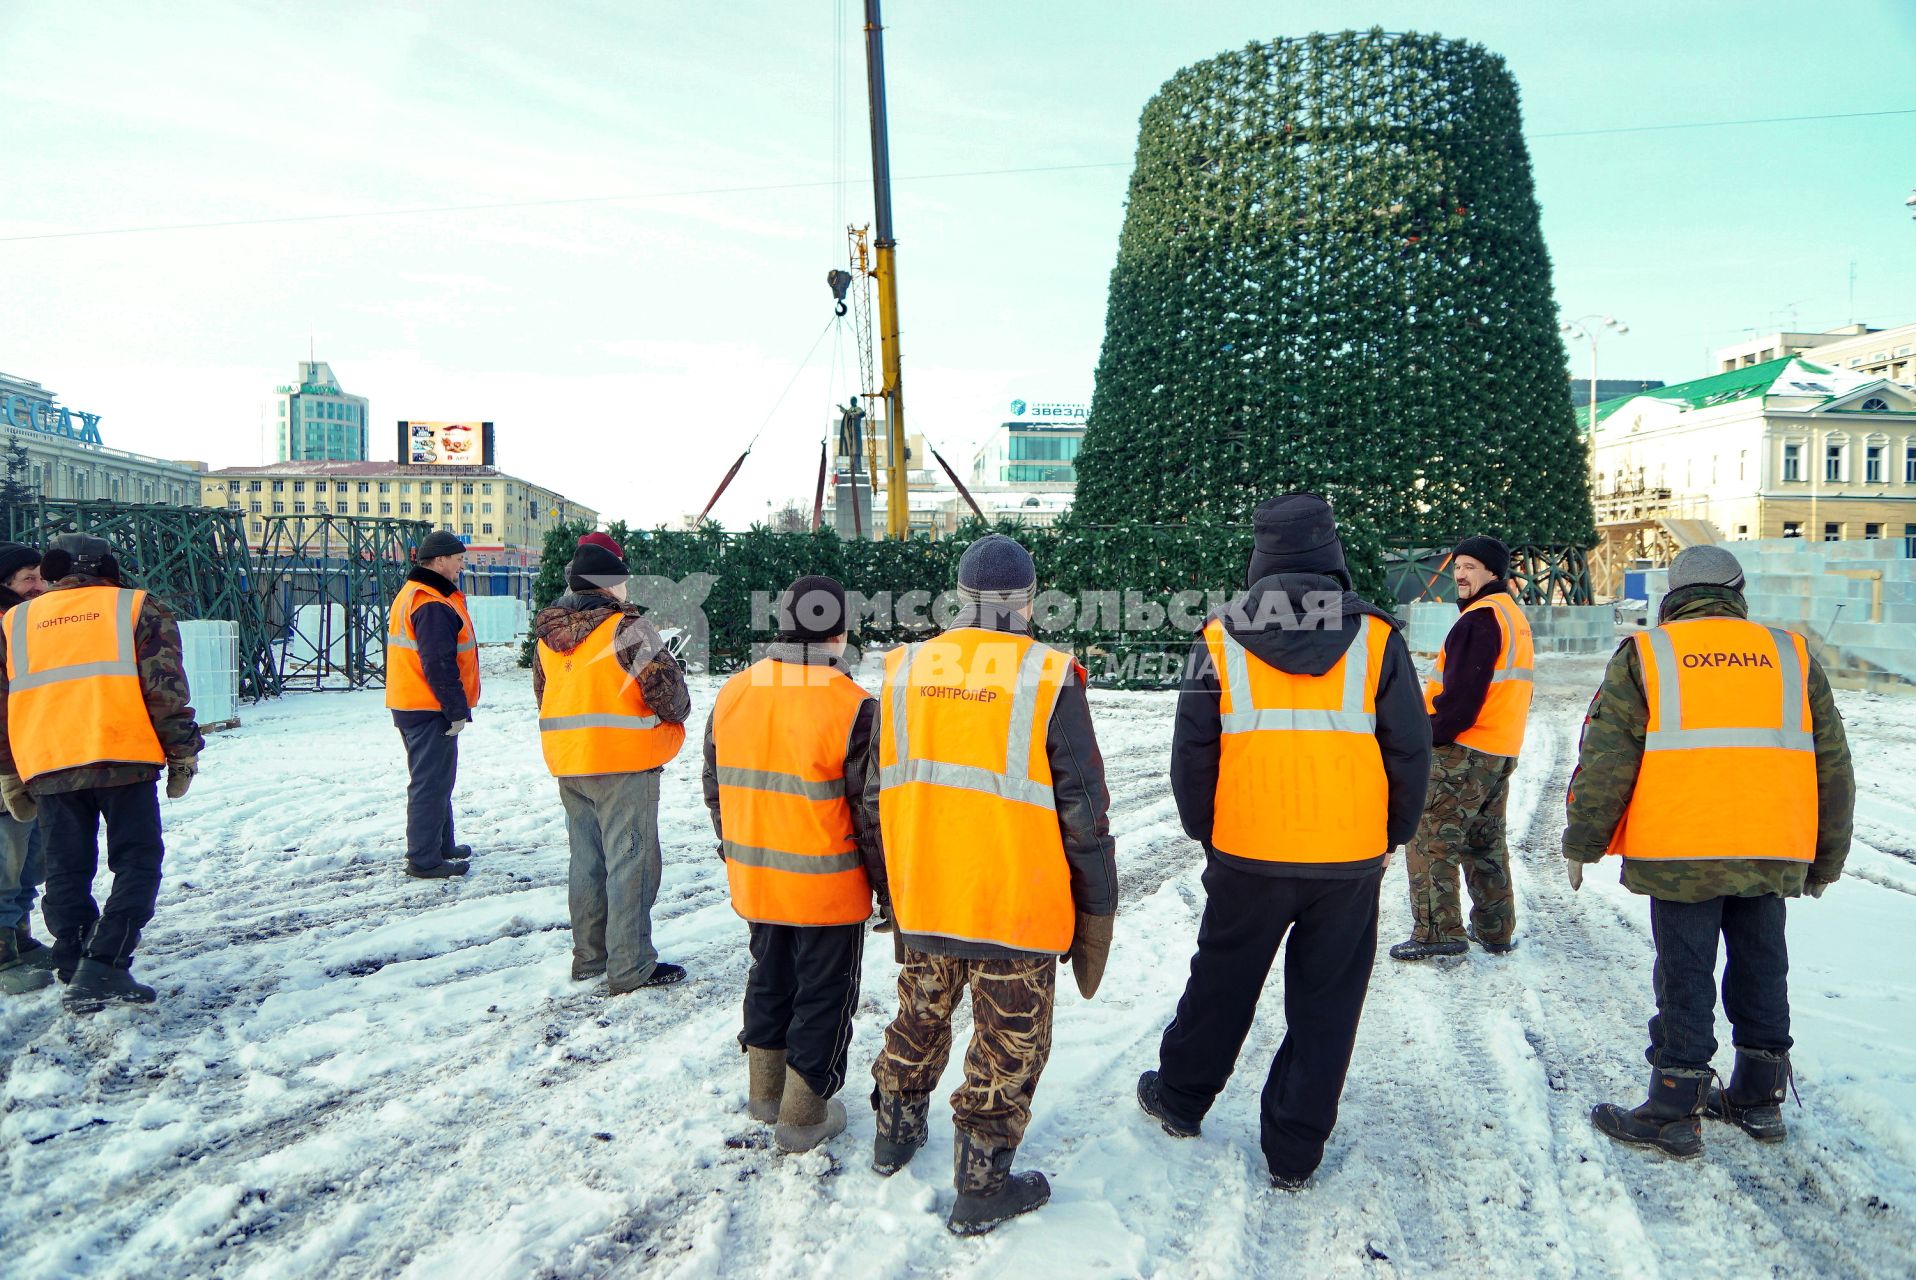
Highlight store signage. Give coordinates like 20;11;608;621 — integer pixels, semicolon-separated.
1009;399;1089;422
3;394;103;445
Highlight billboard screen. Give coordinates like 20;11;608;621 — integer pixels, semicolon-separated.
398;420;494;467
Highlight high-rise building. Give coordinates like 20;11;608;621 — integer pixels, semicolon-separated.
969;400;1087;491
273;360;369;462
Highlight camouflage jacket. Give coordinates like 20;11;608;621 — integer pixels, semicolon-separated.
1561;584;1854;901
0;574;205;795
531;590;690;726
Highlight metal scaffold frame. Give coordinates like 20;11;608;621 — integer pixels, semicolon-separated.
254;513;432;691
0;498;432;699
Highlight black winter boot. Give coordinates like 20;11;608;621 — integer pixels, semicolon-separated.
1389;938;1468;961
1136;1070;1201;1138
405;859;469;879
871;1088;930;1175
49;930;88;985
947;1131;1049;1236
0;930;53;995
1591;1068;1710;1159
16;924;55;968
1706;1049;1791;1143
1467;927;1517;956
63;959;158;1014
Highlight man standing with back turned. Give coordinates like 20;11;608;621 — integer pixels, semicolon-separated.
0;534;201;1012
1391;535;1534;961
868;534;1118;1237
1565;545;1852;1158
1139;494;1431;1190
387;530;480;879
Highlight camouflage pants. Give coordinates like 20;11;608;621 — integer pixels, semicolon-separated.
872;949;1056;1167
1404;743;1519;944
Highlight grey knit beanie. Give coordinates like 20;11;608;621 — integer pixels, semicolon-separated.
1668;545;1745;592
956;534;1037;612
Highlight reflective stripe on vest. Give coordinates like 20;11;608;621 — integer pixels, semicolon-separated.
877;631;1074;953
880;640;1058;811
1206;614;1391;864
536;614;684;776
3;587;166;782
385;579;482;711
1426;592;1534;757
1611;618;1816;863
714;659;873;926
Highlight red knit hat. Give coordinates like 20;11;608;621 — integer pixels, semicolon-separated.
578;531;623;557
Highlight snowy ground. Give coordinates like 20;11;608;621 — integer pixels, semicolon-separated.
3;646;1914;1279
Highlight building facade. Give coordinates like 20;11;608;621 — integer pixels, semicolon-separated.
2;371;205;507
201;461;598;566
969;400;1088;490
273;360;370;462
1714;321;1916;386
1591;357;1916;571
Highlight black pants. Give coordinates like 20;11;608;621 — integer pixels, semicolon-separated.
1647;894;1791;1071
39;780;166;970
740;921;865;1099
396;714;459;869
1156;859;1382;1179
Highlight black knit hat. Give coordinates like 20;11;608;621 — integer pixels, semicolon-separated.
47;533;120;583
414;530;465;562
777;574;849;642
566;541;630;593
1452;535;1510;580
0;542;41;587
1246;493;1350;589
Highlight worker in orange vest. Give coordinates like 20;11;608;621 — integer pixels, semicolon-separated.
868;534;1117;1237
1566;545;1853;1158
703;575;882;1154
387;530;481;879
534;533;690;993
1390;535;1534;961
0;534;202;1013
1140;495;1431;1190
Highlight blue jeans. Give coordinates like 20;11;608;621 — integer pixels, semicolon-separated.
0;814;44;933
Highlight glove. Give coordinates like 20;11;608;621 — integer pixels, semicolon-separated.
872;893;895;933
166;757;198;800
892;927;906;966
1;774;35;823
1566;859;1584;892
715;842;726;864
1063;911;1114;1000
1382;844;1399;870
1806;879;1831;899
444;718;469;738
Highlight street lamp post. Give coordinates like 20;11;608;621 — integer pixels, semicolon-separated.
1559;314;1630;440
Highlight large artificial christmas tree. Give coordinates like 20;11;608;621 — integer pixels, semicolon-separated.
1074;31;1594;556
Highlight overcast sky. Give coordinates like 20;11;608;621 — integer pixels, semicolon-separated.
4;0;1914;528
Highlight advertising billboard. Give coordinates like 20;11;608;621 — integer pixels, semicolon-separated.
398;421;494;467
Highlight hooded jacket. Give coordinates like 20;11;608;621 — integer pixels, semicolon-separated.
532;590;692;740
861;603;1119;960
392;565;475;726
1170;572;1433;877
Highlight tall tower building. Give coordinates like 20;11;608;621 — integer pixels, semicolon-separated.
273;360;369;462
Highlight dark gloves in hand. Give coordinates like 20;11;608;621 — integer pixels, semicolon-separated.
166;757;198;800
1806;878;1831;899
1063;911;1114;999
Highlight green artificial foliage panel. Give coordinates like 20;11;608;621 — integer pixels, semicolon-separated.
1073;30;1596;553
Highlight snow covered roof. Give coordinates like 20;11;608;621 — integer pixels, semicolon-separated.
1590;356;1889;427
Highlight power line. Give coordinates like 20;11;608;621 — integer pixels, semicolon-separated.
4;107;1911;245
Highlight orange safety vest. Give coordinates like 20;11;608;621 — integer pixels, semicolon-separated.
537;614;685;776
1424;591;1534;757
386;579;481;712
1607;617;1816;863
713;658;873;927
1205;615;1392;863
3;586;166;783
878;628;1076;953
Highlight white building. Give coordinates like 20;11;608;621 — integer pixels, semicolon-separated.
1714;321;1916;386
969;399;1088;491
1;372;205;506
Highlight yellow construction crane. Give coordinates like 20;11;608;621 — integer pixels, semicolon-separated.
861;0;909;538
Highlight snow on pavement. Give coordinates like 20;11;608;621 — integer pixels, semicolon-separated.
2;647;1913;1278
